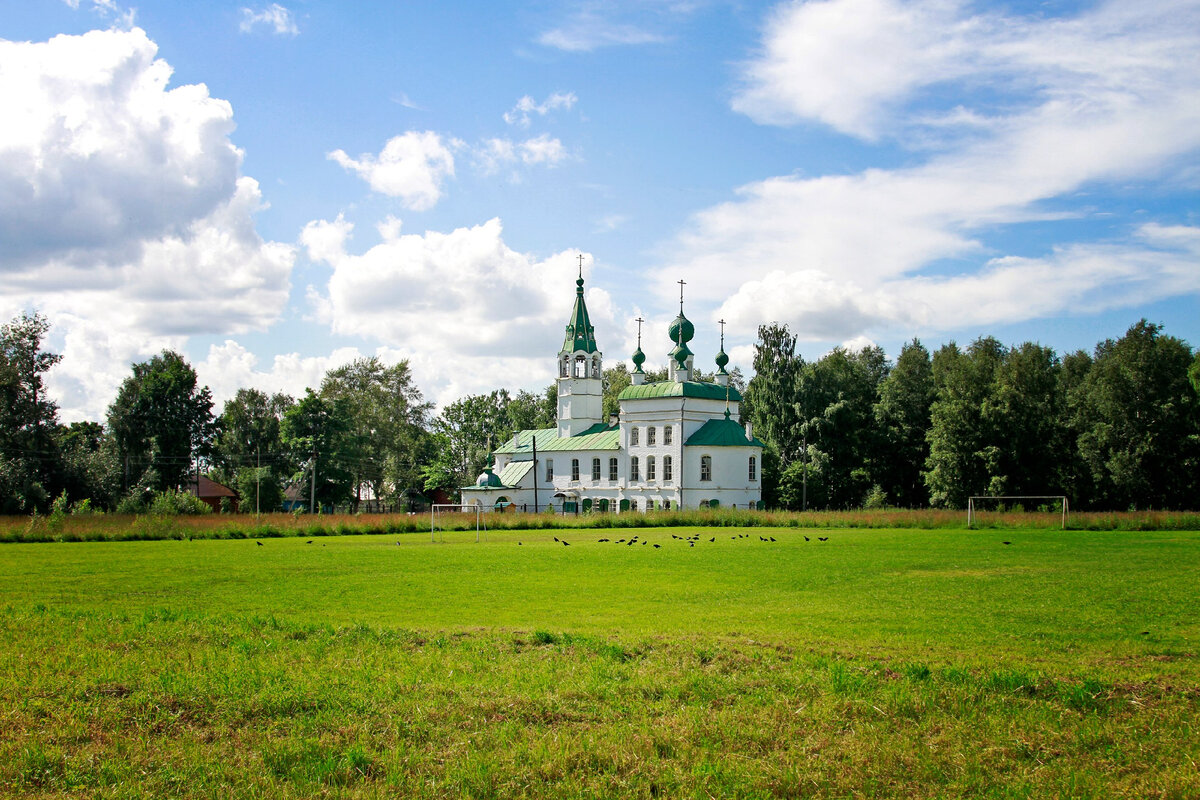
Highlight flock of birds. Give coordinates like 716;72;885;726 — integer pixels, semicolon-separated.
514;532;835;547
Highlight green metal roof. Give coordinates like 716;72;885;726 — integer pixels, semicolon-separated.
685;417;765;448
493;425;621;454
618;380;743;403
562;277;599;354
496;460;533;487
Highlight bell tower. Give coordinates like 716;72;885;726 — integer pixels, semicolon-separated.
556;259;604;437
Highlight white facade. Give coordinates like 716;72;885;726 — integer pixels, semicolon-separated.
461;276;764;512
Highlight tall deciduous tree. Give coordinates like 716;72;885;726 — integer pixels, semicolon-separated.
744;324;803;465
924;337;1006;507
984;342;1064;497
0;312;63;512
1073;320;1199;509
107;350;214;497
873;339;934;508
320;357;431;509
280;389;355;511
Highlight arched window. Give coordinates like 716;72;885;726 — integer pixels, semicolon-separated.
664;426;673;446
663;456;673;482
647;456;656;481
571;458;580;481
592;458;601;482
630;457;640;482
545;459;554;481
700;455;712;482
592;357;601;378
573;356;586;378
630;427;639;446
647;427;656;446
608;457;618;481
749;456;757;481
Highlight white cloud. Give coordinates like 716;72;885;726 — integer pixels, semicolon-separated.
62;0;136;28
329;131;458;211
197;341;365;411
539;17;666;52
0;28;294;422
239;4;299;36
503;91;577;127
303;216;612;407
473;135;567;174
661;0;1200;341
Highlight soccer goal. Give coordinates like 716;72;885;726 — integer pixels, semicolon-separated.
430;503;487;542
966;496;1070;530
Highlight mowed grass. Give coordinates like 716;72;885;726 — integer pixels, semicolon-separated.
2;527;1198;798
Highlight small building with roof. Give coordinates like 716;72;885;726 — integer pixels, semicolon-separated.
461;270;764;512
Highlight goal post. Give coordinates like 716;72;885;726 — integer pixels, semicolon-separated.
430;503;487;542
967;495;1069;530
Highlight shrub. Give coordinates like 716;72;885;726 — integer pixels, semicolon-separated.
148;490;211;516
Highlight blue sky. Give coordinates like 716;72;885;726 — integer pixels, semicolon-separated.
2;0;1197;422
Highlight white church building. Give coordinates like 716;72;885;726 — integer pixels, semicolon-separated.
461;273;764;513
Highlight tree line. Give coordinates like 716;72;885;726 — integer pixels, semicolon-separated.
743;320;1200;511
1;311;1196;514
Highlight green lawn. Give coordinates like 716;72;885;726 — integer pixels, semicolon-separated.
2;527;1198;797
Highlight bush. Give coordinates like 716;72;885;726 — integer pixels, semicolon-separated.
148;489;211;516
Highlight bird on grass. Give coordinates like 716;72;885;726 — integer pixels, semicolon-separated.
653;544;661;549
518;542;523;546
256;541;263;547
1002;541;1011;545
709;537;715;543
562;540;570;546
759;536;767;542
769;537;776;542
689;542;695;547
818;537;828;542
554;536;560;542
804;536;810;542
306;540;313;544
598;538;610;543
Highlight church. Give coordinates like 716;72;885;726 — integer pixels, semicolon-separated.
461;272;764;512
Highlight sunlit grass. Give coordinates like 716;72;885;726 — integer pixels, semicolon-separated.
1;527;1198;797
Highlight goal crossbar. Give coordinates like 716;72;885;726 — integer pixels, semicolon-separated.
967;495;1069;529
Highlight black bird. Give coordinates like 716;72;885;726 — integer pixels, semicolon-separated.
562;540;570;546
804;536;810;542
769;537;776;542
617;538;626;543
626;540;635;546
709;537;715;543
689;542;695;547
653;544;661;549
731;535;737;540
598;538;609;542
1002;541;1011;545
818;537;828;542
518;542;523;546
554;536;560;542
256;541;263;547
306;540;313;544
759;536;766;542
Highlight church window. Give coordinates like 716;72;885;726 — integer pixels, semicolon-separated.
573;356;586;378
631;427;639;446
592;357;601;378
647;456;656;481
664;426;672;445
546;459;554;481
631;457;640;482
749;456;757;481
647;427;656;446
663;456;673;482
647;499;656;510
609;458;618;481
592;458;601;482
700;455;712;482
571;459;580;481
663;500;671;510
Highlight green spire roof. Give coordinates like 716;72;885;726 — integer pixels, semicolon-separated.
562;275;599;354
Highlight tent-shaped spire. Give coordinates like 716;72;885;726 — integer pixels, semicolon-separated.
562;270;599;354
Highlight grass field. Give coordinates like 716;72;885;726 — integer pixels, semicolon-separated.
2;526;1198;798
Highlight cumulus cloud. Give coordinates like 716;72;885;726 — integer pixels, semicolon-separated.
475;134;568;174
503;92;577;127
239;4;299;36
329;131;458;211
62;0;136;28
0;28;294;421
661;0;1200;341
303;216;612;406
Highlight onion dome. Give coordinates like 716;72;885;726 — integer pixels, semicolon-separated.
715;346;729;374
670;341;693;369
667;312;695;346
631;345;646;373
